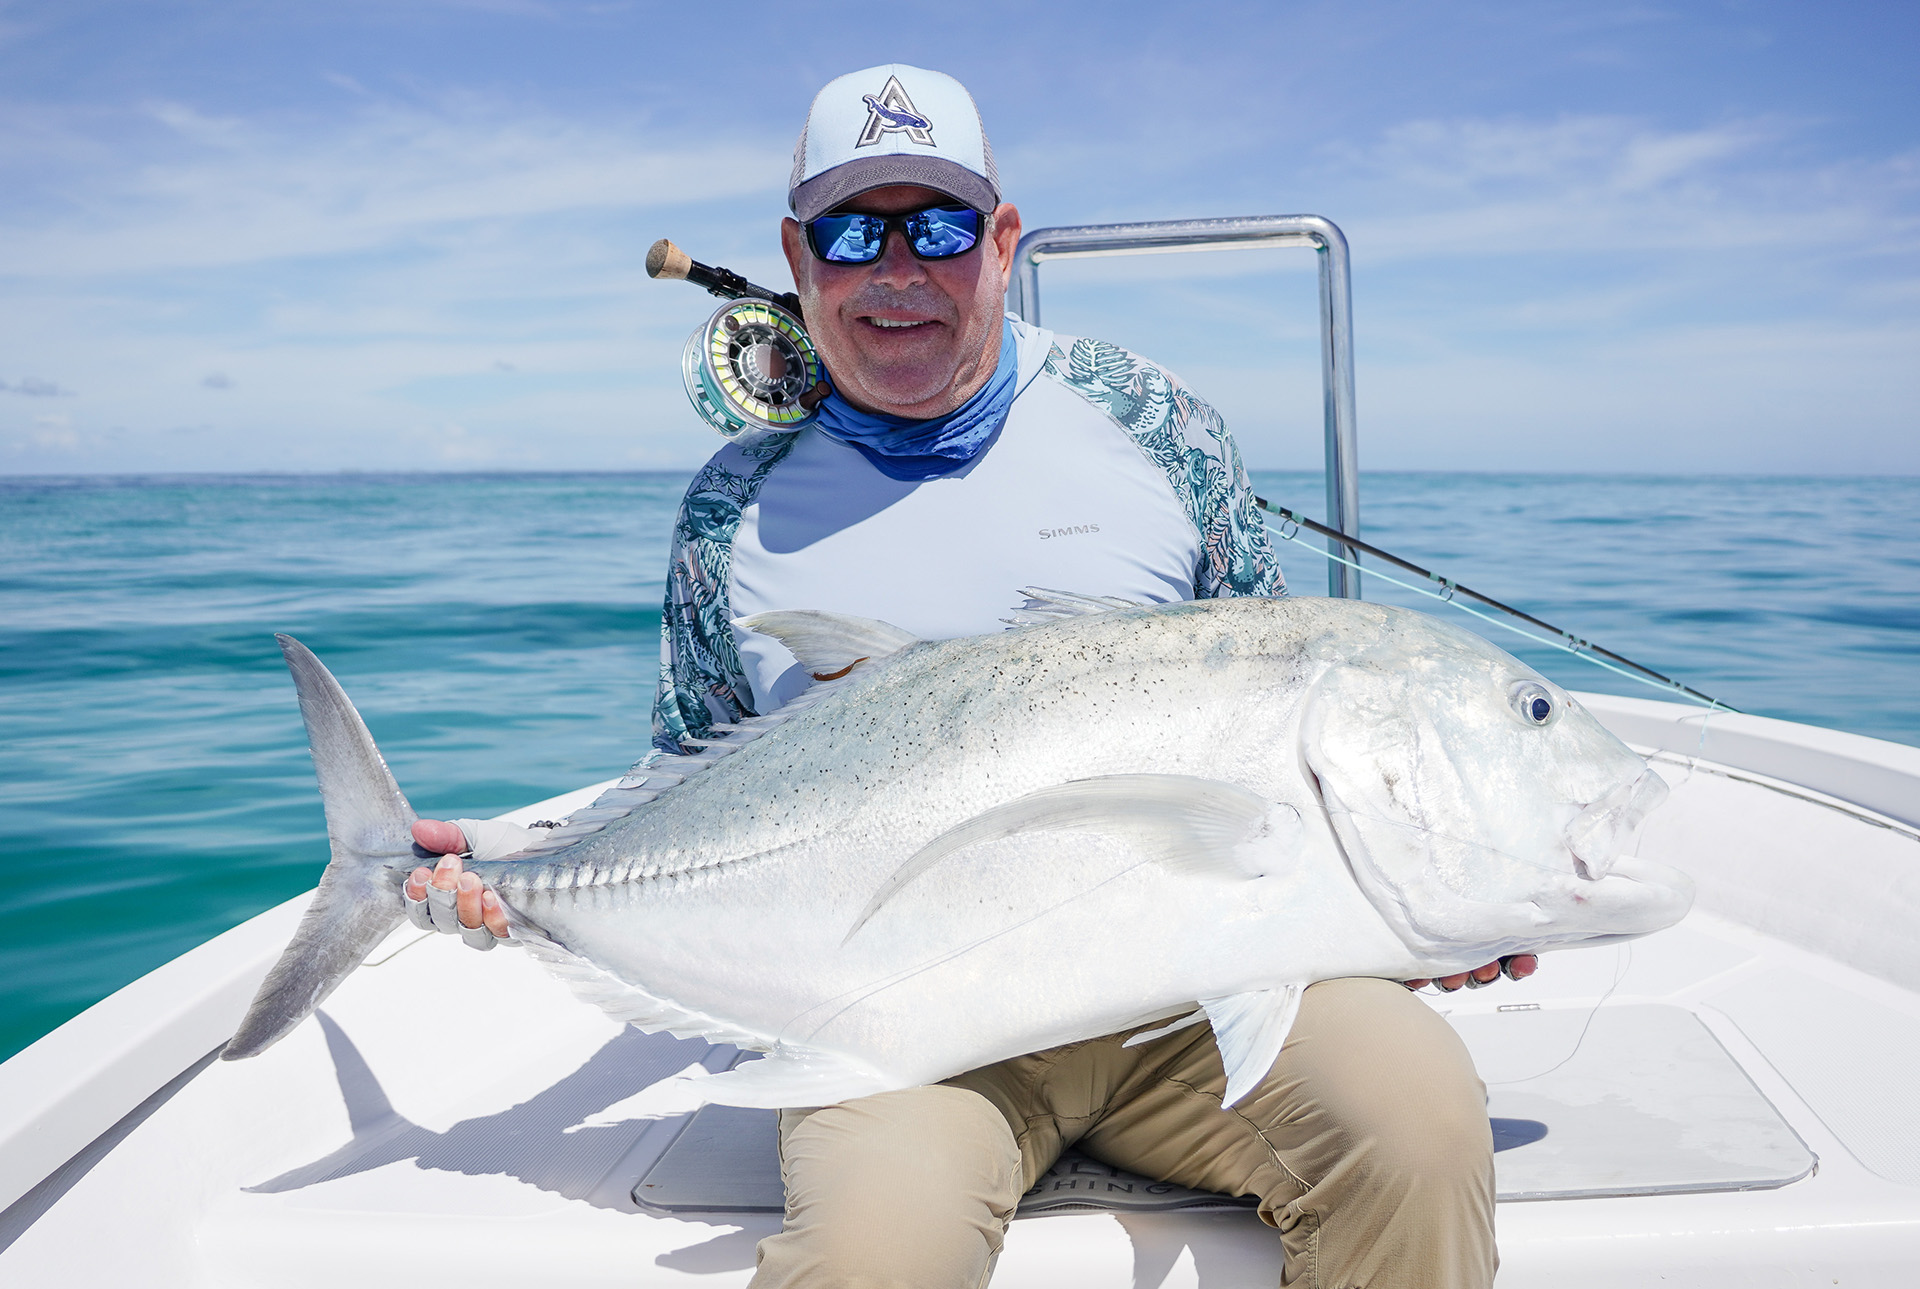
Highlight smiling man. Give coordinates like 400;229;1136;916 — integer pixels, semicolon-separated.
408;65;1510;1289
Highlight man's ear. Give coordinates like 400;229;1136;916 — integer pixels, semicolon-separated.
990;203;1022;290
781;217;808;293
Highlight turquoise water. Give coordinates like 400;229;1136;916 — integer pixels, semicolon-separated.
1;471;1915;1062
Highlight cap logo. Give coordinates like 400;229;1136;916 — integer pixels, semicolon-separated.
855;76;935;149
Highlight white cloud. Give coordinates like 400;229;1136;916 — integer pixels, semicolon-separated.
2;86;1916;476
0;97;788;277
0;376;74;396
0;86;800;472
1324;115;1919;261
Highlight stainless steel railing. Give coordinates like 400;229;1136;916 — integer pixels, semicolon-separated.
1005;215;1361;598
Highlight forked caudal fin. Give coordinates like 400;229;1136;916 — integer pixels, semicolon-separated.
224;635;418;1060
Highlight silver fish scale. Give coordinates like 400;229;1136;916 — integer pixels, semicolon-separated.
470;598;1334;910
235;598;1692;1101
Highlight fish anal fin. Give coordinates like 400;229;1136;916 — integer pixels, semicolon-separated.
603;1052;894;1119
847;774;1300;940
734;610;921;683
1122;1007;1208;1048
516;935;770;1052
1204;985;1305;1109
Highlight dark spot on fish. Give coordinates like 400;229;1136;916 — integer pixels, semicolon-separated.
811;657;869;681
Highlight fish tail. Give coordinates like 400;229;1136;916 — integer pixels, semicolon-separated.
223;635;417;1060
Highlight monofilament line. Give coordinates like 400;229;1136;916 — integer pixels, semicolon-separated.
1256;504;1731;714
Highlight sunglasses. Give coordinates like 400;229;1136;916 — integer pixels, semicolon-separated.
805;204;983;265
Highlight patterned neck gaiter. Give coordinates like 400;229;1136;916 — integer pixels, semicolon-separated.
810;319;1020;482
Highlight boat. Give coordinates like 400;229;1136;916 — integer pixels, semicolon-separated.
3;217;1917;1287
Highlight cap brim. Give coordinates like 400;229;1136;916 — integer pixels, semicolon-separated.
791;156;998;223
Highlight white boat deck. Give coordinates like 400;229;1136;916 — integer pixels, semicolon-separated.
3;693;1919;1286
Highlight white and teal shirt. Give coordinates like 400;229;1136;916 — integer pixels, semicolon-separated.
652;324;1283;749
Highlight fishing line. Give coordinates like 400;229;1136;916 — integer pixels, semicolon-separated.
1482;942;1632;1086
1255;502;1732;715
1334;803;1636;883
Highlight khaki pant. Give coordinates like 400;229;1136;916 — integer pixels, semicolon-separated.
751;978;1495;1289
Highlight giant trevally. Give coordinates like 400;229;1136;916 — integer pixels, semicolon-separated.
225;592;1692;1112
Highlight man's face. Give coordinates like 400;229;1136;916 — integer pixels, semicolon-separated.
781;185;1023;419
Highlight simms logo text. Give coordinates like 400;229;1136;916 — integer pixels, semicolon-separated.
1038;524;1100;539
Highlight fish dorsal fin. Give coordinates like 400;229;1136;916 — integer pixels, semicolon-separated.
1203;985;1305;1108
847;774;1300;940
504;670;868;862
1002;586;1145;626
735;610;921;682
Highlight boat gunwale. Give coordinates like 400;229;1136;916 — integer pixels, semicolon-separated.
1;696;1913;1225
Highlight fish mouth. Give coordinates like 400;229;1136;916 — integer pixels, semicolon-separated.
1563;769;1669;881
1307;761;1692;958
1542;855;1696;937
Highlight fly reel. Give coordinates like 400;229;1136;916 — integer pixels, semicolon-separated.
681;298;826;439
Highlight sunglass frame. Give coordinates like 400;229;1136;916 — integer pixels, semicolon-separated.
804;203;986;265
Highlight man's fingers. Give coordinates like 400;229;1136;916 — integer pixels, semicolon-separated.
1412;956;1541;992
457;873;484;930
454;881;507;951
404;867;434;929
430;852;464;892
412;819;470;856
481;889;510;939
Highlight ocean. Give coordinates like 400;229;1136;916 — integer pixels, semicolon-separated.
1;470;1915;1062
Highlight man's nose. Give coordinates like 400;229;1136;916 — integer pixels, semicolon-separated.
866;227;927;288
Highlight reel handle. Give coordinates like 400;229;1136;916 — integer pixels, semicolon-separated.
647;238;804;319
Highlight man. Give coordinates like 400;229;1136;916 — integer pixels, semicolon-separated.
408;64;1526;1288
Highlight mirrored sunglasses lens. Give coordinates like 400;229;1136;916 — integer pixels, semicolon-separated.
813;213;884;263
908;207;980;258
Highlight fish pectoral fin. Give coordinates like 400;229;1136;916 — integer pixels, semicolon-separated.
846;774;1299;941
617;1052;895;1118
1203;984;1306;1109
734;610;921;682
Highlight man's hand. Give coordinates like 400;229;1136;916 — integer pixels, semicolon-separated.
411;818;469;857
405;824;510;940
1405;955;1537;993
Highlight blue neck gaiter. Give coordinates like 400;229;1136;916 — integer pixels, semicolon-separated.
811;319;1019;482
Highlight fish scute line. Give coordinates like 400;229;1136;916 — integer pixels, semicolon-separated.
497;674;872;887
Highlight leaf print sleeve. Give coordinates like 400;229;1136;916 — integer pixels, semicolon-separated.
1041;337;1283;600
652;434;798;753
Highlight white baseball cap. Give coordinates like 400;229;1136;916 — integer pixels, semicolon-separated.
789;64;1001;223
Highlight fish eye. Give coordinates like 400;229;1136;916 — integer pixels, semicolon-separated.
1509;681;1557;727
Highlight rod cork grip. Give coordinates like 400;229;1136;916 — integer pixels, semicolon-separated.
647;239;692;281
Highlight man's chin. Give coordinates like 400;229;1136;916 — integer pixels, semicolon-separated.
839;360;963;416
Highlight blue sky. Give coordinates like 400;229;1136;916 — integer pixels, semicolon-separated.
1;0;1915;476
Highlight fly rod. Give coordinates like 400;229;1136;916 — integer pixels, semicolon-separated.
647;238;805;318
649;238;829;438
1254;496;1734;711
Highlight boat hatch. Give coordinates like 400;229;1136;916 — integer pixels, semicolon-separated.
633;1001;1813;1215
